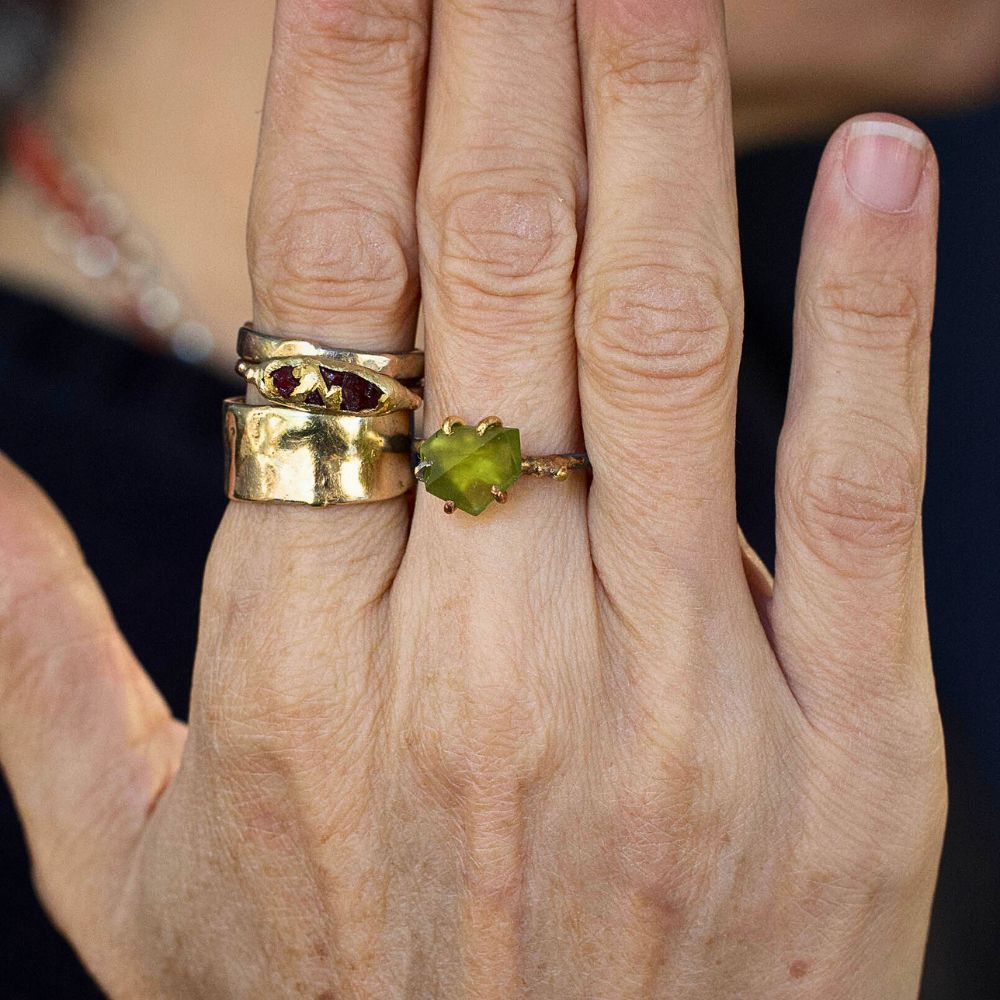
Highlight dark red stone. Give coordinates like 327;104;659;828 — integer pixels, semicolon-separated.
305;388;325;407
342;372;383;411
271;365;300;398
318;367;383;412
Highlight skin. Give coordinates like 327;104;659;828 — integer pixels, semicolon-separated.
0;0;993;363
0;1;946;997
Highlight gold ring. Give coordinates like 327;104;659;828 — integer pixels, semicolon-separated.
415;416;589;516
237;325;424;383
237;356;422;416
224;398;413;506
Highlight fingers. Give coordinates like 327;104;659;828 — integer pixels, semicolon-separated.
0;455;184;932
575;0;744;605
249;0;428;352
416;0;585;464
204;0;430;683
771;116;938;723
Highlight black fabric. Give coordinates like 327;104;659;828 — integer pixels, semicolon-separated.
0;293;232;998
1;104;999;997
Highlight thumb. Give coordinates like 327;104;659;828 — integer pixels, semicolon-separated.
0;453;185;936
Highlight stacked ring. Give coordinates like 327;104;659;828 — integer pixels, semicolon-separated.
225;326;591;514
225;326;421;506
237;326;424;383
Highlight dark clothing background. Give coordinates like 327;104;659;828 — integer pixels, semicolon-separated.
1;104;999;998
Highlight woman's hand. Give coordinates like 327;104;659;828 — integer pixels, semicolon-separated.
0;1;945;996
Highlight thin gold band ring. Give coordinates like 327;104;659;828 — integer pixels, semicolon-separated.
237;325;424;383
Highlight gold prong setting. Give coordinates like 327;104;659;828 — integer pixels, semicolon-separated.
415;416;589;517
475;416;503;436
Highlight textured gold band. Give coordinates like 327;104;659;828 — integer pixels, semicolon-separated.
237;325;424;383
224;398;414;506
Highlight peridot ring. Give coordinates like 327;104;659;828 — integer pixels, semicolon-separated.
415;416;589;516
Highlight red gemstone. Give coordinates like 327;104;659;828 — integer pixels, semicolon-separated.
305;388;324;406
342;372;383;411
318;367;382;412
271;365;300;398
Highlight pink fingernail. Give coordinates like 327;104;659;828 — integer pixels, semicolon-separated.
844;120;928;213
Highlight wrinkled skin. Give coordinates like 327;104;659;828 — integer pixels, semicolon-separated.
0;1;946;997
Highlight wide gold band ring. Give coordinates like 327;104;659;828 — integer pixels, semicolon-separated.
224;398;414;506
237;325;424;383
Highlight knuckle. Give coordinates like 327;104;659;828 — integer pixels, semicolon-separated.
198;657;378;784
809;274;926;352
784;439;922;566
430;175;577;314
579;260;736;404
403;679;560;904
818;759;947;903
278;0;426;77
249;199;416;328
613;748;737;909
596;30;723;107
405;676;559;803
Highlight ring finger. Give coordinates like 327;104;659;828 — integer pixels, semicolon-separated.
415;0;586;497
194;0;430;725
576;0;745;623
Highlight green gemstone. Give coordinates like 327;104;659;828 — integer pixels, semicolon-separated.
419;424;522;515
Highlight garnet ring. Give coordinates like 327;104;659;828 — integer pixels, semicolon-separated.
237;356;422;417
415;416;590;517
225;328;422;507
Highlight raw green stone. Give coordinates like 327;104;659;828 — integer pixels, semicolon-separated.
419;424;522;515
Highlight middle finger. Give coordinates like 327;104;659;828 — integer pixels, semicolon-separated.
416;0;586;474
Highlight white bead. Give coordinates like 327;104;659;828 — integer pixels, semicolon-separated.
171;321;214;364
43;211;84;254
74;234;119;279
137;285;182;330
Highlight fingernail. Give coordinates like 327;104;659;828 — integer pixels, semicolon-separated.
844;120;928;213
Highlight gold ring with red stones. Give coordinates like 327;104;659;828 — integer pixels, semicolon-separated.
226;327;422;506
237;356;423;417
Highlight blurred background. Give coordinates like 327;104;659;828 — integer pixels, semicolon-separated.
0;1;997;997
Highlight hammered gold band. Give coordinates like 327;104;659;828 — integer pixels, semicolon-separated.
224;398;414;506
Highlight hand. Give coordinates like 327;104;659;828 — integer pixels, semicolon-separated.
0;1;945;996
727;0;1000;148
